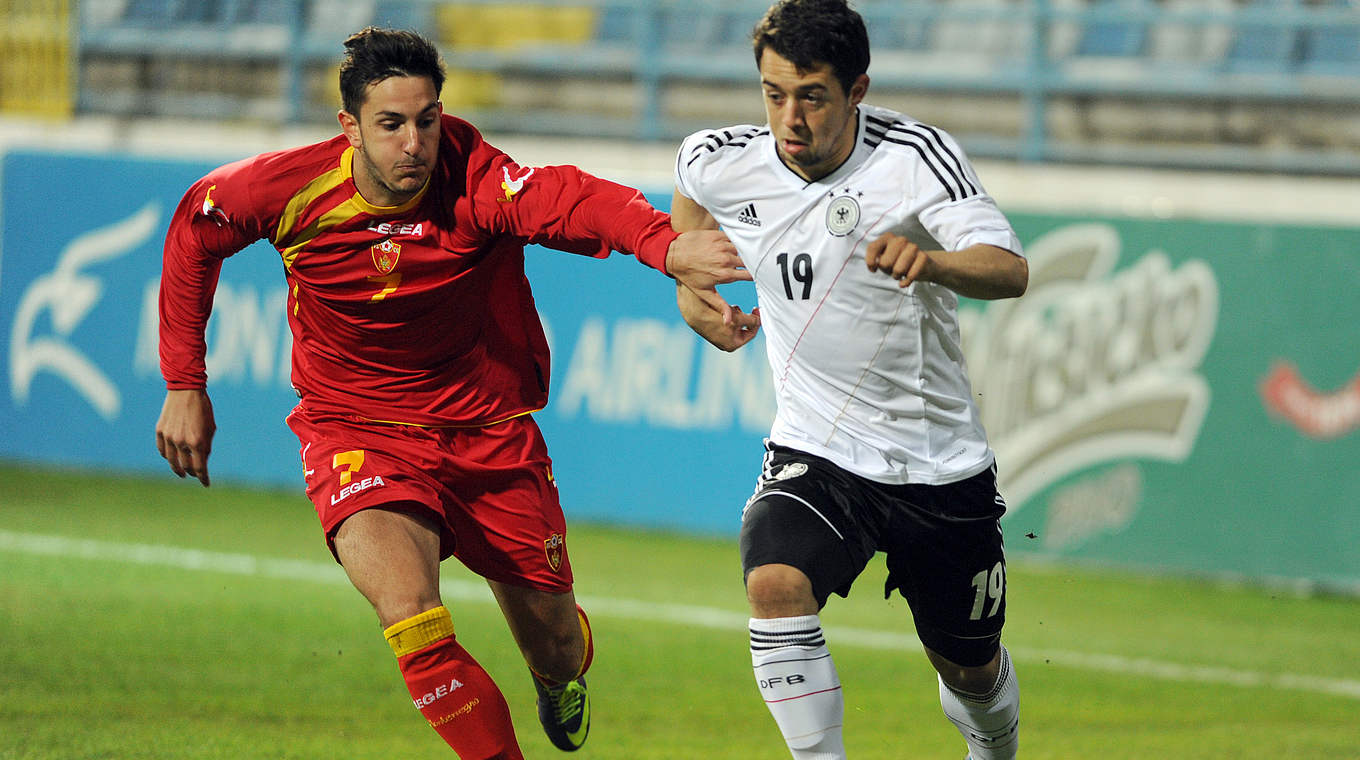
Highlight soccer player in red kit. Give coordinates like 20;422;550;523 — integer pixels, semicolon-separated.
154;27;747;759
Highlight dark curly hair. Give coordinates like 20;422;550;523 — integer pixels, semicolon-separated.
339;27;446;117
752;0;870;94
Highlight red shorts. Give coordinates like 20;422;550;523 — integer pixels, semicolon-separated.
286;406;572;593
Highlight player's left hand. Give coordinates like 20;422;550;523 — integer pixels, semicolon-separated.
865;232;935;288
676;283;761;352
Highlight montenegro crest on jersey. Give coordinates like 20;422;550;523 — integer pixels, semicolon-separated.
544;532;564;572
371;238;401;274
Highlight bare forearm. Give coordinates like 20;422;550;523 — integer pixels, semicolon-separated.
926;244;1028;300
867;238;1027;300
676;283;760;352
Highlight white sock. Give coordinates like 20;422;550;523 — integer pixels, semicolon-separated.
750;615;846;760
938;645;1019;760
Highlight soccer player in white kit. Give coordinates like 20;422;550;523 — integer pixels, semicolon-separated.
670;1;1029;758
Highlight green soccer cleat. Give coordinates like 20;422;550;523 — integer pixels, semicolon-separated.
533;674;590;751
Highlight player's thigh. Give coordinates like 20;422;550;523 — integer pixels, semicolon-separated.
288;407;453;561
883;465;1007;667
739;449;881;609
333;507;445;627
441;416;574;594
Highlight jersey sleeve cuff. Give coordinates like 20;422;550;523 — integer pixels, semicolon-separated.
635;228;678;276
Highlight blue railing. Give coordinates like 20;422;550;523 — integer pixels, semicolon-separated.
76;0;1360;174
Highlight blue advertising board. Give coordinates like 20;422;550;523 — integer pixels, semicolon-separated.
3;149;1357;590
0;149;770;535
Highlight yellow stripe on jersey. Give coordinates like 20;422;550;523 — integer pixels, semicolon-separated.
273;161;348;248
359;407;542;429
276;146;432;269
279;195;369;269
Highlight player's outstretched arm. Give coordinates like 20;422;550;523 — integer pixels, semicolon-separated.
865;234;1027;300
156;388;216;487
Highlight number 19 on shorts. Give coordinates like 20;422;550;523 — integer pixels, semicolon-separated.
969;561;1005;620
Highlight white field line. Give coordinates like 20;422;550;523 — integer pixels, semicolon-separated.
4;529;1359;701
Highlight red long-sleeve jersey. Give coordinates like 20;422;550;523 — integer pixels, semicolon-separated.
160;114;678;426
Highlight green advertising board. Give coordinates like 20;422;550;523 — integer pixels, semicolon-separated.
972;215;1359;593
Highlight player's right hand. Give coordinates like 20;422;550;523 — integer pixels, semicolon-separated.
666;229;751;292
156;388;216;487
865;232;934;288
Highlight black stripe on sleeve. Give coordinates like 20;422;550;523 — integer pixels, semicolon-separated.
863;113;894;148
880;132;962;202
881;121;977;200
917;122;978;196
686;126;767;167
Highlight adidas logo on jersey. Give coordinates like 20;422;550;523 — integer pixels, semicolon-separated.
737;203;762;227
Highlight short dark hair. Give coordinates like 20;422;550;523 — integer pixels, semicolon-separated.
339;27;446;117
752;0;870;94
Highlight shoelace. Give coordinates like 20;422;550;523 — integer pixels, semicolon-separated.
550;683;584;723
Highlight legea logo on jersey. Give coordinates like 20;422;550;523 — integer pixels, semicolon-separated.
367;221;424;238
962;223;1219;514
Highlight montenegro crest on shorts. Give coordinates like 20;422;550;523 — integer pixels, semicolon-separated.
371;238;401;274
544;532;564;572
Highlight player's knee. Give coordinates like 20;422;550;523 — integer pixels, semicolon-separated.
926;642;1002;693
373;596;445;631
360;576;443;631
745;563;818;616
516;606;587;681
526;628;586;682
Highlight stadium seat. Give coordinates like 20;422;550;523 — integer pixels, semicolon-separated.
372;0;430;33
593;3;632;44
1147;0;1233;67
304;1;376;41
1073;0;1150;58
120;0;170;24
1298;0;1360;76
239;0;292;25
1045;0;1089;60
1224;0;1302;73
930;0;1029;63
860;0;938;53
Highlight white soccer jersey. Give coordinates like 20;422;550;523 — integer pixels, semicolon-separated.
675;104;1024;485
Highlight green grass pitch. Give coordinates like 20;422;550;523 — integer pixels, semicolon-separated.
1;462;1357;759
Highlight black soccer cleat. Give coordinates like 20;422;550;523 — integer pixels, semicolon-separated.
533;674;590;751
